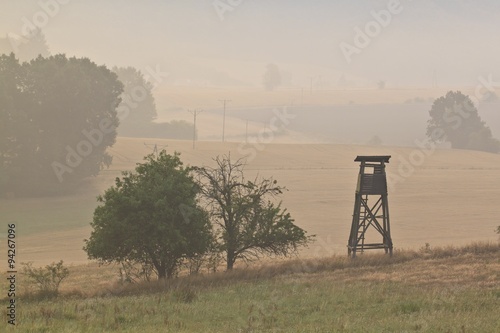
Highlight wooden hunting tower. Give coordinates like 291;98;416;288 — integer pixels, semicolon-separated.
348;156;393;258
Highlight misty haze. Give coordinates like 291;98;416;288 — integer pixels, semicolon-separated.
0;1;499;331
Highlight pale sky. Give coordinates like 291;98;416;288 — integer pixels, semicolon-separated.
1;0;500;87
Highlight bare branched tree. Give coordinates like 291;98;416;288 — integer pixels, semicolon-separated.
195;154;312;270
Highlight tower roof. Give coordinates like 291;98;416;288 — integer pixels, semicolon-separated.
354;155;391;163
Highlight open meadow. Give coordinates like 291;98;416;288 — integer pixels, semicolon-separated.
1;116;499;332
1;137;499;266
1;243;499;332
2;2;500;331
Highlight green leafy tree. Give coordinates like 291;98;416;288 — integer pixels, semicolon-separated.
0;54;123;195
84;151;213;279
426;91;500;153
195;155;312;270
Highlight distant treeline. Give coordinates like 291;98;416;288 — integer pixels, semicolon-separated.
0;54;192;197
119;121;193;140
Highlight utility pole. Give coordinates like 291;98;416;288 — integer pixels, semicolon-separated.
188;109;203;149
219;99;231;142
245;119;248;143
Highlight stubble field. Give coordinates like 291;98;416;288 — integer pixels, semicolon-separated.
1;137;499;266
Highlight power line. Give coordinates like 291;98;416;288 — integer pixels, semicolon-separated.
144;143;168;157
188;109;203;149
219;99;231;142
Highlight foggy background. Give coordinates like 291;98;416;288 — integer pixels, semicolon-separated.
2;1;500;86
1;0;500;145
2;0;500;266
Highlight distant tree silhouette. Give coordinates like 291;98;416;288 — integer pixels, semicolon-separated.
113;67;157;128
113;66;193;139
367;135;383;146
0;54;24;192
0;53;123;195
263;63;281;91
426;91;500;153
0;29;50;61
16;29;50;62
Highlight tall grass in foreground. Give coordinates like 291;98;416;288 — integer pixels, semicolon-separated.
2;242;499;332
82;241;499;298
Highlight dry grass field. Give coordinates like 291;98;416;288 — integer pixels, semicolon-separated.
1;136;499;266
0;87;499;332
1;243;498;332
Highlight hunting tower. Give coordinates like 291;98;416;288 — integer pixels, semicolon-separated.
348;156;393;258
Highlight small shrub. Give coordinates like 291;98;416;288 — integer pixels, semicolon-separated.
419;242;432;253
22;260;69;298
367;135;383;146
